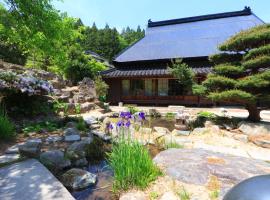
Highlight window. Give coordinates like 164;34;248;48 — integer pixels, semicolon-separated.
169;79;184;95
122;80;130;96
158;79;168;96
145;79;153;96
130;79;144;96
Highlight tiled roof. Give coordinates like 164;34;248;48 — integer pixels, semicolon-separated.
114;8;264;63
101;67;212;78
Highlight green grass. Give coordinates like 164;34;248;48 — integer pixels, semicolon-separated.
108;139;162;192
177;187;191;200
0;109;15;140
210;190;220;200
165;142;184;149
150;191;159;200
76;117;87;131
165;112;176;120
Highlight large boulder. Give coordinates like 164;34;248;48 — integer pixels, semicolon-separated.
40;150;71;171
238;122;270;136
78;78;96;100
61;168;96;190
250;135;270;148
19;139;42;158
154;149;270;197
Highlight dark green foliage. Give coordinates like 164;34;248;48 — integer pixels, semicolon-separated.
192;84;207;96
22;121;58;134
204;24;270;121
213;64;244;76
219;24;270;52
208;90;255;103
76;117;87;131
236;71;270;91
169;59;194;93
242;56;270;70
81;24;145;61
121;26;145;45
244;44;270;61
0;107;15;140
0;42;27;65
85;137;106;163
209;53;242;65
3;93;53;117
64;45;106;84
203;75;237;91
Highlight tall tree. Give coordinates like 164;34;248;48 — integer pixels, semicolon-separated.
201;24;270;121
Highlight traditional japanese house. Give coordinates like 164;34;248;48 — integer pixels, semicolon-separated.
102;7;264;105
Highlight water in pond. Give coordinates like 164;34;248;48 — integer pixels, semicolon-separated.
72;160;115;200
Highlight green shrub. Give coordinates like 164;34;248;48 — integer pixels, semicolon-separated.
127;105;139;114
0;108;15;140
187;111;216;129
108;139;162;192
165;112;176;120
95;76;109;101
165;142;183;149
177;187;191;200
75;104;81;115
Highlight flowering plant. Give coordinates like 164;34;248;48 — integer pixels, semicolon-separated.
0;69;54;95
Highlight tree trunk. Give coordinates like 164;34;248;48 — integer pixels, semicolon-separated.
246;103;261;122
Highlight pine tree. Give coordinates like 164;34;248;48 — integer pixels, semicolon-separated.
201;24;270;121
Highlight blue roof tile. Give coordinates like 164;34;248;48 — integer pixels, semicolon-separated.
115;9;264;63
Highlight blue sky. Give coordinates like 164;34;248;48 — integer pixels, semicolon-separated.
52;0;270;30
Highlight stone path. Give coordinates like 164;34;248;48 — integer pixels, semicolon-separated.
154;148;270;198
0;159;74;200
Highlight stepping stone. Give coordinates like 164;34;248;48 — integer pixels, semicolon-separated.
64;128;81;142
45;136;63;143
83;116;98;125
172;129;191;136
0;154;20;164
5;143;24;154
19;140;42;158
0;159;75;200
62;168;96;190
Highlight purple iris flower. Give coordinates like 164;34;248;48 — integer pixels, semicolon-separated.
138;112;145;120
120;111;132;119
125;120;131;128
107;123;113;130
117;120;124;127
119;112;126;118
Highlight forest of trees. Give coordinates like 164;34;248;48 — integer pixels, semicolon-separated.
81;23;145;61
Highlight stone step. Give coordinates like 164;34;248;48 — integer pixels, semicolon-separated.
0;159;75;200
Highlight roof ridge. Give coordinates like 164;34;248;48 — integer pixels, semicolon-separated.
148;6;252;28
